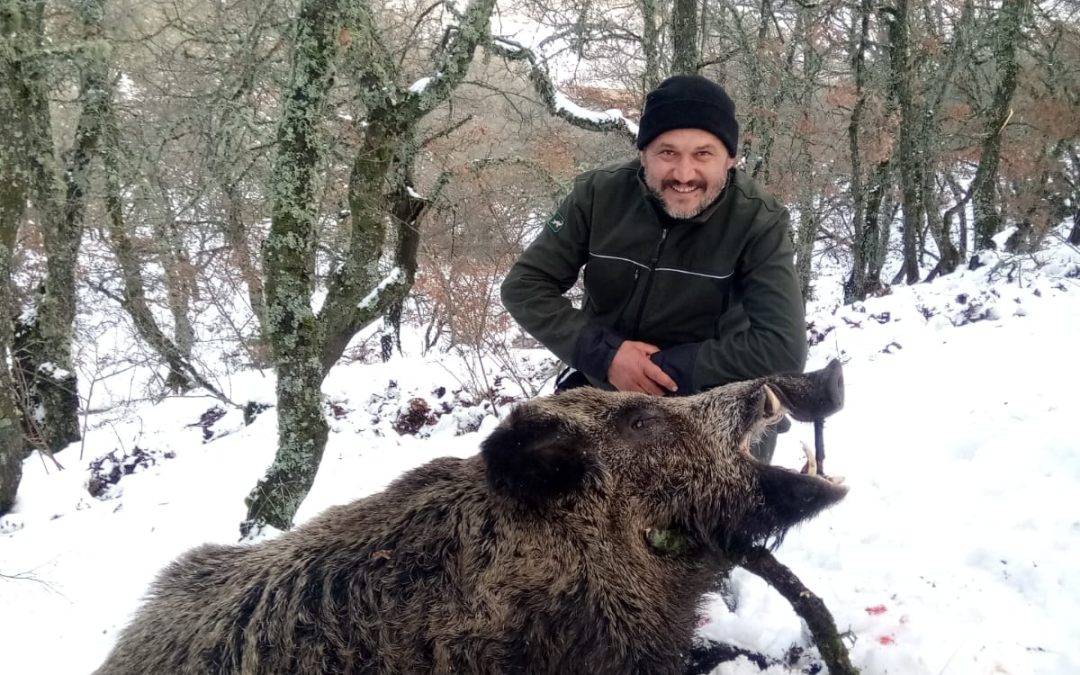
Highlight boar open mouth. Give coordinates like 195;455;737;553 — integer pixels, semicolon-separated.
737;360;846;484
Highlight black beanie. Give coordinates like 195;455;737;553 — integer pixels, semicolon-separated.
636;75;739;157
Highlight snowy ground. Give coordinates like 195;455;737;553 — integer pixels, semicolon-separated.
2;239;1079;674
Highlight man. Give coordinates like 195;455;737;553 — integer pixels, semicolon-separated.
500;75;806;462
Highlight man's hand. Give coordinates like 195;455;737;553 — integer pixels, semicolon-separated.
608;341;678;395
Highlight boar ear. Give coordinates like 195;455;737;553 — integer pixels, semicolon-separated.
482;410;591;505
747;465;848;544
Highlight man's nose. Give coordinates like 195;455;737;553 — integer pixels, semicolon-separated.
672;156;695;183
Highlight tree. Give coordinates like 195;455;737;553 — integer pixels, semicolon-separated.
242;0;499;534
844;0;876;302
883;0;923;284
671;0;700;74
1;0;36;511
972;0;1032;251
3;0;117;453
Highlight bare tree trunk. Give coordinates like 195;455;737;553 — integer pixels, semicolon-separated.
150;174;196;391
945;174;969;259
0;0;37;501
972;0;1030;251
221;181;271;365
671;0;699;74
0;116;26;512
769;11;811;185
0;221;24;512
732;0;773;175
639;0;662;91
1067;147;1080;246
98;81;230;402
204;21;276;364
924;175;959;280
16;0;113;452
794;194;818;306
141;170;196;388
866;159;895;292
844;0;872;304
917;0;973;279
884;1;922;284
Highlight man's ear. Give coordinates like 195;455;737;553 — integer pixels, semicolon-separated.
482;410;591;506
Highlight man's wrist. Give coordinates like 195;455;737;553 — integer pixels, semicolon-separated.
573;323;625;381
649;342;701;395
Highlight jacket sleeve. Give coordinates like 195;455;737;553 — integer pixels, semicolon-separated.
652;208;807;392
500;179;624;382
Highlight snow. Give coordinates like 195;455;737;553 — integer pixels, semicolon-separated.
357;266;403;310
408;76;433;94
2;236;1079;674
37;361;72;380
116;73;136;101
991;225;1019;249
18;304;37;324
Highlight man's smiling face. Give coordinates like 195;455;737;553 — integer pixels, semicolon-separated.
640;128;736;220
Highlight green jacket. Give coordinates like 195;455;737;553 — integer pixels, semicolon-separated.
501;158;807;393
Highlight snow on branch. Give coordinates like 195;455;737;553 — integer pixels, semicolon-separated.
357;267;405;311
408;77;433;94
487;37;638;143
402;0;497;120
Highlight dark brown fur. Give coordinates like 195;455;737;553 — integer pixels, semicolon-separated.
93;362;847;675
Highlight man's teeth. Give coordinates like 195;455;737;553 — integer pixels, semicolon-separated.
671;185;697;193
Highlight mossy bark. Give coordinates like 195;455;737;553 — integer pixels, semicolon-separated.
244;0;342;533
4;0;114;452
1;0;34;497
0;120;25;513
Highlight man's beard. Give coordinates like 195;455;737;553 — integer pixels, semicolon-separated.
647;178;725;220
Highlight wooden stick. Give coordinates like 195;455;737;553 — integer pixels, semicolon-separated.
815;418;826;476
740;547;859;675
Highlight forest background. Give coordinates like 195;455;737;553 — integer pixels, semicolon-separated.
1;0;1078;534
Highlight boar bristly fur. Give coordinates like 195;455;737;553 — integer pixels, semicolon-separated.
93;362;848;675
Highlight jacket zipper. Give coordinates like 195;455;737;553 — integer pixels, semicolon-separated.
630;227;670;339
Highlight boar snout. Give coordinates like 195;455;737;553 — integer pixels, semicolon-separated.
767;359;844;423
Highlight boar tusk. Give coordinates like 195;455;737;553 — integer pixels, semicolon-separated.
762;384;783;422
801;441;818;475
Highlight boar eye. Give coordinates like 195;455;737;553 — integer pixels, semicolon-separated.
628;411;660;431
618;405;662;435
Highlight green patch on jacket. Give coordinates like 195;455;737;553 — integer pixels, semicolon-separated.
545;214;565;233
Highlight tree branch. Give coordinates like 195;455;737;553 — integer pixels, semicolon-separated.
740;547;859;675
485;37;638;143
403;0;499;121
